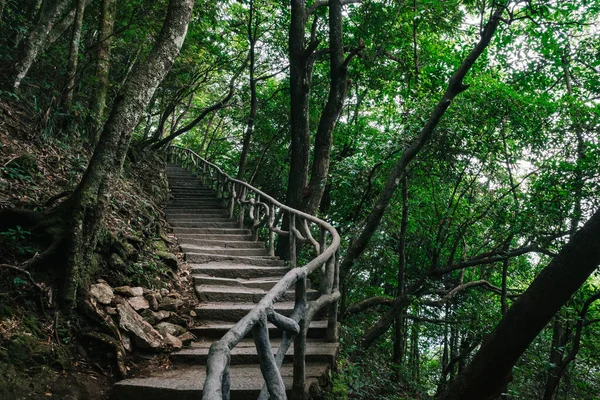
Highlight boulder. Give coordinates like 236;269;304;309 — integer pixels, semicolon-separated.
158;297;183;312
144;292;161;310
156;251;178;269
90;282;113;305
164;333;182;350
127;296;150;311
140;309;171;326
114;286;144;297
155;322;186;337
177;331;196;346
117;302;164;351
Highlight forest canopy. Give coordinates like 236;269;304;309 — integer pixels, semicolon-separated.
1;0;600;399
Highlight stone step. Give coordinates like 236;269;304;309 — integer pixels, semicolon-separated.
190;320;328;339
172;227;251;235
166;215;232;222
177;239;264;248
186;253;284;266
165;208;229;215
168;201;224;206
191;263;288;279
170;221;239;229
194;301;301;321
181;244;269;257
195;285;319;303
172;339;338;365
176;233;253;241
193;275;282;290
113;363;329;400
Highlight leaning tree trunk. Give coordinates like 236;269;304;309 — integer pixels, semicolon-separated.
9;0;71;89
58;0;194;310
61;0;86;112
89;0;116;144
338;4;506;282
437;207;600;400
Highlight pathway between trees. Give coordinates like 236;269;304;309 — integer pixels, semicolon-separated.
114;163;338;399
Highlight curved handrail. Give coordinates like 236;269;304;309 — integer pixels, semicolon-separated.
167;146;341;400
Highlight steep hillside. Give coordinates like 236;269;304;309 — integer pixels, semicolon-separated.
0;99;194;399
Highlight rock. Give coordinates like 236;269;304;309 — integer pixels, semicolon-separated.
140;309;171;325
158;297;183;311
190;310;197;317
90;282;113;305
160;289;169;297
110;253;126;270
156;251;178;269
106;307;117;315
127;296;150;311
164;333;182;349
117;302;164;351
154;322;186;337
177;331;196;346
114;286;144;297
166;313;187;327
122;334;132;352
144;292;160;310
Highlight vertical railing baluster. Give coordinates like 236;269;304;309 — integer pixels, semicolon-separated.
253;314;287;399
326;249;341;342
268;204;275;256
238;187;246;229
291;214;306;400
229;182;236;219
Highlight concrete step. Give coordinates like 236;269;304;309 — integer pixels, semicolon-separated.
168;201;224;207
181;244;269;257
190;320;328;339
176;233;253;241
166;215;232;222
193;275;283;290
172;227;250;235
170;221;239;229
178;239;264;248
194;301;299;321
191;262;288;279
172;339;338;365
165;208;228;214
186;253;284;266
195;285;319;303
113;363;329;400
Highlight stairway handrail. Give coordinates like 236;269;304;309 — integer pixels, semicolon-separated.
167;146;341;400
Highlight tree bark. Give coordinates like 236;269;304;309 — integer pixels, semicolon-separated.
89;0;116;143
301;0;352;215
61;0;86;112
237;0;257;180
338;4;505;281
9;0;71;89
437;207;600;400
393;176;408;369
58;0;194;310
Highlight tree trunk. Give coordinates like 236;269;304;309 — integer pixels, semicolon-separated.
393;176;408;370
58;0;194;310
237;0;257;180
9;0;71;89
437;207;600;400
301;0;351;215
61;0;86;112
338;4;505;282
89;0;116;143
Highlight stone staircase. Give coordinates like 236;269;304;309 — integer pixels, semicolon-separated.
114;164;338;399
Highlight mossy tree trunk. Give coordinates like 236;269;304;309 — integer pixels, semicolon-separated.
57;0;194;310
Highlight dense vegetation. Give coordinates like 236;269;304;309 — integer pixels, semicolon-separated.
1;0;600;399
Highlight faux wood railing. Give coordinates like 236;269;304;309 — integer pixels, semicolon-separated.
167;146;341;400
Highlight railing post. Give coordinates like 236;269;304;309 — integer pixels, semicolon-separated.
238;187;246;229
229;182;236;219
291;214;307;400
268;204;275;256
253;314;287;399
325;250;341;342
